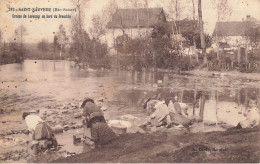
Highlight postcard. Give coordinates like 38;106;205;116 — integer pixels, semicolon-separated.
0;0;259;163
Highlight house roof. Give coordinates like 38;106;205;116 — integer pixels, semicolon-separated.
163;20;199;34
107;8;166;29
213;21;252;36
213;16;260;37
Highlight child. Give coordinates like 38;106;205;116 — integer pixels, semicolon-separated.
237;99;259;128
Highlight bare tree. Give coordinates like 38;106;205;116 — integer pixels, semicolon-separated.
53;35;58;53
124;0;143;8
161;0;182;24
71;0;89;33
103;0;118;22
0;29;2;43
89;14;107;41
213;0;232;60
160;0;187;49
7;26;27;62
192;0;196;21
0;29;2;53
37;39;49;53
71;0;90;62
102;0;118;53
198;0;206;64
88;13;107;59
56;24;68;59
14;25;27;46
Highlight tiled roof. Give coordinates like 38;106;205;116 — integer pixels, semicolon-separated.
107;8;166;29
213;16;260;36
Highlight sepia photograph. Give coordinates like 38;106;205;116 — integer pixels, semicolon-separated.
0;0;259;163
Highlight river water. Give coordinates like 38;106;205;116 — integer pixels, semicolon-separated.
0;60;259;162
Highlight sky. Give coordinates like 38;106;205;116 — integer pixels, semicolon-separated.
0;0;259;43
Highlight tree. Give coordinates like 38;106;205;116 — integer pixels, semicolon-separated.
161;0;186;31
8;26;27;63
88;14;107;59
37;39;49;53
103;0;118;24
124;0;143;8
70;28;92;61
213;0;232;60
89;14;107;41
192;0;196;21
198;0;206;64
56;24;68;59
71;0;89;31
14;25;27;46
53;35;58;53
71;0;90;62
0;29;2;54
0;29;2;43
160;0;189;50
102;0;118;53
245;26;260;48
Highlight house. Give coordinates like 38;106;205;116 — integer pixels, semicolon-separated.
106;8;167;52
212;15;260;63
213;15;260;48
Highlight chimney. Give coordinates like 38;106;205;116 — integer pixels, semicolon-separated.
247;15;251;19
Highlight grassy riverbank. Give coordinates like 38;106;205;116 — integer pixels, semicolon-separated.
54;125;260;163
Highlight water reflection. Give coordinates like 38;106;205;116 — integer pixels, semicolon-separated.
0;60;259;161
0;60;259;114
0;60;259;111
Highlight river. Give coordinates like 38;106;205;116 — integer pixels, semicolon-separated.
0;60;259;162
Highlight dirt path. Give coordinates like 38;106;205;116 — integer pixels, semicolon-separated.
54;125;260;163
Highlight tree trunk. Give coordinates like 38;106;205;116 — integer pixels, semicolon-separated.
238;46;241;64
245;44;248;63
136;7;140;36
216;90;218;123
216;24;220;60
192;0;195;21
60;44;62;59
198;0;207;63
192;0;199;63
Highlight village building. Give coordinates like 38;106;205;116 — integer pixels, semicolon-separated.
212;15;260;63
106;7;199;56
213;15;260;48
106;8;167;54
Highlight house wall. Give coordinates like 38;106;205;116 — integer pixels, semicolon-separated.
218;36;248;47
